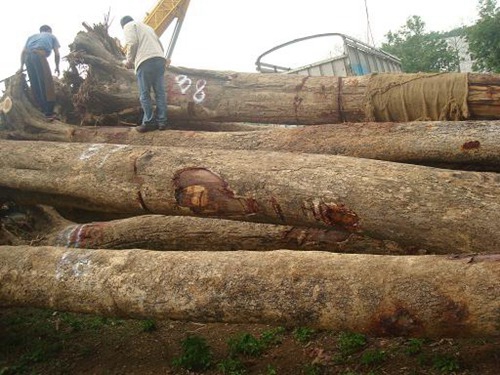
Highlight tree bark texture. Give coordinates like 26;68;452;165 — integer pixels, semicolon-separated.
1;246;499;338
2;73;500;171
3;109;499;171
0;140;498;254
48;214;419;255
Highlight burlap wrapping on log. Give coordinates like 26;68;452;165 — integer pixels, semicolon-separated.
365;73;469;122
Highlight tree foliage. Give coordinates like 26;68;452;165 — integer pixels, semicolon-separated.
467;0;500;72
381;16;458;73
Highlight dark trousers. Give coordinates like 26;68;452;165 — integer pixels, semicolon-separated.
25;50;55;116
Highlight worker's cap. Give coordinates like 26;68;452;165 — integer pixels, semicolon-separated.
39;25;52;33
120;16;134;28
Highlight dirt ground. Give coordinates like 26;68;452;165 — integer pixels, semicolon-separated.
1;307;499;375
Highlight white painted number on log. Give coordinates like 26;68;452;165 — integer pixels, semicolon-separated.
176;75;207;103
175;75;192;94
193;80;207;104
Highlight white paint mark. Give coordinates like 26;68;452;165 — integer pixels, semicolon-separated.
97;145;127;167
193;79;207;104
176;74;192;94
55;252;92;281
80;144;105;161
176;74;207;103
79;144;128;167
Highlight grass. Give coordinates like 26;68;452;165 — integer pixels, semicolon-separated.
293;326;316;343
217;357;247;374
1;307;496;375
140;318;157;332
432;354;460;373
228;333;266;357
337;331;367;356
172;335;214;371
405;338;425;356
360;349;387;366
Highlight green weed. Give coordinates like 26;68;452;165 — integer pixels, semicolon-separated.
217;357;247;374
228;333;266;357
265;364;278;375
337;332;367;356
141;319;157;332
432;354;460;373
293;327;316;343
172;335;213;371
60;313;121;332
405;338;425;356
260;326;285;346
360;349;387;366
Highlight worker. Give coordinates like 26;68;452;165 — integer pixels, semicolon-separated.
20;25;60;121
121;15;168;133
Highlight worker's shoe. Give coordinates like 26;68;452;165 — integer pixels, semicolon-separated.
135;122;158;133
158;123;170;131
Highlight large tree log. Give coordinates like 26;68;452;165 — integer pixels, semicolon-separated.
2;74;500;171
5;23;499;127
68;26;500;125
67;24;500;124
0;140;498;253
1;246;499;338
68;66;500;126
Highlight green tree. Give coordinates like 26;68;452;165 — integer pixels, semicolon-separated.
382;16;458;73
467;0;500;72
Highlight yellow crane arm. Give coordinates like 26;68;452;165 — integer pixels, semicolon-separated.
144;1;190;39
143;0;190;62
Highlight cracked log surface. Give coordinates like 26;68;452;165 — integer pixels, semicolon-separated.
1;246;499;338
0;140;498;254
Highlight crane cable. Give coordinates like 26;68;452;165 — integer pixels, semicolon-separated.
364;0;375;46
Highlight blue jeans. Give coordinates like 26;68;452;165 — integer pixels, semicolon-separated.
136;57;167;125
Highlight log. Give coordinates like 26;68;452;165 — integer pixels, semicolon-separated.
68;66;500;126
2;87;499;171
0;203;414;254
1;246;499;338
2;74;500;171
68;34;500;125
5;23;500;127
48;214;418;255
64;24;500;124
0;140;498;253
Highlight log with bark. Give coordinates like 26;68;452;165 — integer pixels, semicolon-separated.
2;23;500;128
64;23;500;125
0;140;498;254
0;203;418;254
49;215;421;255
1;75;499;172
1;246;499;338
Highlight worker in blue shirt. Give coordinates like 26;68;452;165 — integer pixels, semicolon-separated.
20;25;61;120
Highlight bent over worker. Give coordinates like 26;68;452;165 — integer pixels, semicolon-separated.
20;25;60;120
121;15;168;133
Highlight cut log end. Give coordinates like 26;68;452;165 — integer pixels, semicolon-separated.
0;96;13;114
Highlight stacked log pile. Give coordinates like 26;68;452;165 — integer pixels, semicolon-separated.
0;23;499;338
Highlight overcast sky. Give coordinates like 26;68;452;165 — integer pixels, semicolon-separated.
1;0;480;81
